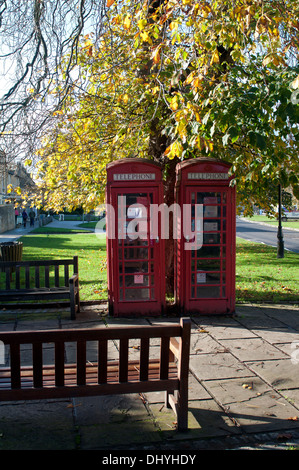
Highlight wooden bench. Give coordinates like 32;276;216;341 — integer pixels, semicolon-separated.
0;256;80;320
0;317;191;431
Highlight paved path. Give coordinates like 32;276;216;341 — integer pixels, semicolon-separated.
237;217;299;253
0;303;298;451
0;218;96;243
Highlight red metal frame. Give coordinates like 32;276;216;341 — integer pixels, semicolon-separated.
175;158;236;315
106;159;165;317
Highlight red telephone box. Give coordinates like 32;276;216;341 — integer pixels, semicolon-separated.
175;157;236;315
106;158;165;317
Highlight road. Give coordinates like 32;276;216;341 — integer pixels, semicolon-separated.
236;217;299;254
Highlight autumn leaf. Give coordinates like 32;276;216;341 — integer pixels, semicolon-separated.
124;15;131;30
152;46;161;64
291;75;299;90
106;0;115;7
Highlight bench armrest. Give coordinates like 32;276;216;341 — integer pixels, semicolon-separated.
69;274;79;285
169;337;180;359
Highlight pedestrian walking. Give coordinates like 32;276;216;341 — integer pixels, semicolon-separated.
15;208;19;226
29;209;35;226
22;209;28;228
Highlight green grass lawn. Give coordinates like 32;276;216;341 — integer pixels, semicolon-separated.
236;238;299;303
242;215;299;230
16;232;299;304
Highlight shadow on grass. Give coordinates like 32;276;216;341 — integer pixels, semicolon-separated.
20;234;106;259
236;241;299;267
236;288;299;303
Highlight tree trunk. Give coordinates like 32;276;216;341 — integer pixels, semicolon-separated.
148;117;178;295
161;156;179;296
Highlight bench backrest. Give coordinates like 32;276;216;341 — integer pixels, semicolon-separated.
0;256;78;291
0;318;191;392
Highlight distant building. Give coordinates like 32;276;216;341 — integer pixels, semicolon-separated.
0;151;35;205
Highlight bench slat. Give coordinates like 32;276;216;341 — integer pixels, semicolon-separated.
16;266;21;289
77;340;86;386
45;266;50;288
55;341;65;386
10;343;21;389
119;338;128;382
64;265;69;287
98;340;108;384
54;266;59;287
5;268;10;290
160;337;170;380
0;361;178;390
25;266;30;289
35;266;40;288
33;342;43;388
140;337;149;381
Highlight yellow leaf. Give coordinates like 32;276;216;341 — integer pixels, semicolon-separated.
185;72;195;85
122;94;129;104
106;0;115;7
291;75;299;90
140;31;150;42
138;19;147;30
124;15;131;30
211;50;219;64
169;21;179;31
167;141;183;159
170;95;179;111
176;120;187;139
152;46;161;64
262;54;273;66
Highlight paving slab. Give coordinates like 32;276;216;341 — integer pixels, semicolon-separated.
250;327;299;345
280;389;299;409
150;399;241;441
190;331;227;355
223;391;299;433
218;337;288;361
0;399;76;450
235;311;290;330
192;316;258;339
248;359;299;390
72;394;162;450
203;377;271;406
190;352;255;381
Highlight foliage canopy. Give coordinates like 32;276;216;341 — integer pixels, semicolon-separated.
20;0;299;214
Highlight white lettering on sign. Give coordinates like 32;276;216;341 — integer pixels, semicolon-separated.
188;173;229;180
113;173;156;181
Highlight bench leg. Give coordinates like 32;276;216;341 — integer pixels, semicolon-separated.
176;390;188;432
166;390;188;432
